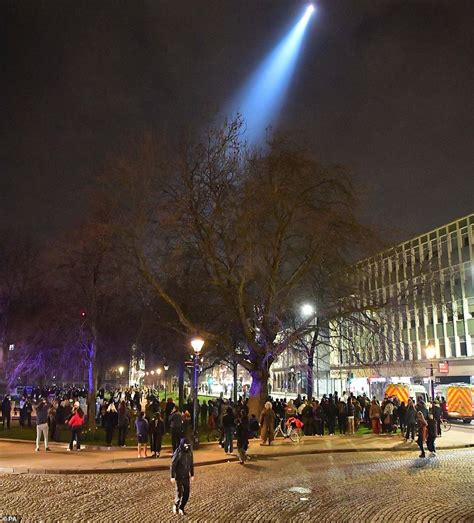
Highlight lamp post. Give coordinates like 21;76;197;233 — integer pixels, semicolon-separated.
163;364;169;401
191;337;204;448
156;368;162;395
425;344;436;401
301;303;317;398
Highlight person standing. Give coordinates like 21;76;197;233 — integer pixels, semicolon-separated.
416;411;428;458
426;412;437;457
236;413;250;465
104;403;118;449
398;401;407;434
67;404;85;451
169;407;184;452
1;395;11;429
346;398;355;435
326;398;337;436
259;401;276;446
383;399;394;434
135;411;149;458
222;406;235;454
405;399;417;442
117;401;130;447
171;438;194;516
150;412;165;458
432;400;442;437
35;398;50;452
48;401;58;441
369;399;382;434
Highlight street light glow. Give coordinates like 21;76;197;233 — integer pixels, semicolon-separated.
301;303;315;317
191;337;205;353
118;366;124;375
425;344;436;360
156;368;162;375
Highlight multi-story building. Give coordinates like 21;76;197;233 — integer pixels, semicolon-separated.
331;214;474;397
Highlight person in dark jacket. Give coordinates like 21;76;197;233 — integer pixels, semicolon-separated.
169;407;184;452
432;400;442;437
426;412;437;456
170;438;194;516
150;412;165;458
325;399;338;436
398;401;407;433
117;401;130;447
222;406;235;454
1;395;11;429
236;414;250;464
104;403;118;449
405;399;417;442
135;411;149;458
337;400;347;435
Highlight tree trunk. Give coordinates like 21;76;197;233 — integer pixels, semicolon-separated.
307;351;314;400
247;368;270;417
87;341;98;433
233;361;238;404
178;361;184;411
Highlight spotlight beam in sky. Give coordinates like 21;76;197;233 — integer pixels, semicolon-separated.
228;4;315;144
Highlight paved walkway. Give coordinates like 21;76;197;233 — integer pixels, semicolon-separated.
0;427;472;474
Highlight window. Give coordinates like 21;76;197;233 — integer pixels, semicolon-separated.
460;341;467;356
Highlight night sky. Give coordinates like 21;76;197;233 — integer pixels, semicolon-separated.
1;0;473;241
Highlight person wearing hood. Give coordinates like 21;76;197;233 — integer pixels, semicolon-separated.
150;412;165;458
170;437;194;516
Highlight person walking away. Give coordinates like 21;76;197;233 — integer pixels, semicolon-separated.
67;404;85;451
236;413;250;464
426;412;437;456
182;410;193;445
35;398;50;452
337;400;347;435
346;398;355;435
104;403;118;449
171;438;194;516
150;412;165;458
369;399;382;434
222;406;235;454
117;401;130;447
169;407;184;452
135;411;149;458
416;411;428;458
432;400;442;437
405;399;417;442
1;395;11;429
23;398;33;427
259;401;276;445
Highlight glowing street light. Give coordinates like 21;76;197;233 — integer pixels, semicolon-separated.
118;366;124;376
163;364;169;401
191;337;205;448
301;303;315;317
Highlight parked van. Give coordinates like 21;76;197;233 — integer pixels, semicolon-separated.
384;383;429;405
435;383;473;423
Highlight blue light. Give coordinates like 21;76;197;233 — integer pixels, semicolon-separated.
228;5;315;144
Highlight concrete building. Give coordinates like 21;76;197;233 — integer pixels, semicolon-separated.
330;214;474;398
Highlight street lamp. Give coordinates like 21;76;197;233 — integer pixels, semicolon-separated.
301;303;317;398
426;343;436;401
156;368;162;394
163;364;169;401
191;337;204;448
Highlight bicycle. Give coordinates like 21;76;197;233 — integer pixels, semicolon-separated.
274;416;305;444
440;418;451;432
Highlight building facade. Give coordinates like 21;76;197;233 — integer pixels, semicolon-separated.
331;214;474;397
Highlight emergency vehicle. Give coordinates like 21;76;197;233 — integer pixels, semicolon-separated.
384;383;429;405
434;383;473;423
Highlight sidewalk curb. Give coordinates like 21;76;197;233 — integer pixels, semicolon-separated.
1;443;472;475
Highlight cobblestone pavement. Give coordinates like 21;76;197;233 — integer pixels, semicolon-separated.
1;449;473;522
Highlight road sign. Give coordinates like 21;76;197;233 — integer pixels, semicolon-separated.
438;360;449;373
